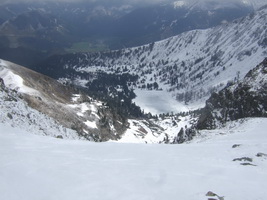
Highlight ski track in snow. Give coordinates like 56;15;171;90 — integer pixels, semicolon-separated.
0;118;267;200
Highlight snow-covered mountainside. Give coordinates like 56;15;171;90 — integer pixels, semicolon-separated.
0;58;195;144
197;57;267;129
0;58;202;144
38;6;267;111
118;57;267;143
246;0;267;9
0;59;130;142
0;74;80;140
2;55;265;144
181;0;267;10
1;117;267;200
1;7;267;144
0;0;253;68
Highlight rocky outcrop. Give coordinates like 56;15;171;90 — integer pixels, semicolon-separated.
197;58;267;129
0;78;5;89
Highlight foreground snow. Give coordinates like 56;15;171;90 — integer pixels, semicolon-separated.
0;118;267;200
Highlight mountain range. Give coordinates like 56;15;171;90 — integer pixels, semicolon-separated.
0;1;267;143
0;2;267;199
35;5;267;109
0;0;258;67
0;52;266;143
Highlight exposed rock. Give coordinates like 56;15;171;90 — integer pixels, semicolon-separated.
56;135;63;139
240;163;257;166
206;191;224;200
7;113;13;119
232;144;241;148
256;152;267;157
197;58;267;129
175;126;197;144
206;191;217;197
0;78;5;89
233;157;253;162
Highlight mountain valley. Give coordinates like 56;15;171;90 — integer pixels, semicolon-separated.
1;1;267;199
36;6;267;109
0;2;267;143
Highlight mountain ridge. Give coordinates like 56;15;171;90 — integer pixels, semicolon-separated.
36;6;267;111
0;1;256;66
197;57;267;129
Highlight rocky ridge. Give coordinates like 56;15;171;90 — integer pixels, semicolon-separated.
197;58;267;129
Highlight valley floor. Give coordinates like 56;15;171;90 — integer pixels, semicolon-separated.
133;89;190;114
0;118;267;200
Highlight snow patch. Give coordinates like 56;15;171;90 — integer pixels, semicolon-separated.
71;94;81;102
133;89;189;115
84;120;97;129
0;64;40;96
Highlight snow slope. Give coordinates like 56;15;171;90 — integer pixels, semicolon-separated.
0;118;266;200
0;85;81;140
186;0;267;10
247;0;267;9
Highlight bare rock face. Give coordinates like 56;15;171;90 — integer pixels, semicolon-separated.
197;58;267;129
0;78;5;89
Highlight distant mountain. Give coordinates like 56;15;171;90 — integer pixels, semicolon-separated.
244;0;267;9
0;1;255;67
0;9;69;48
178;0;267;10
36;6;267;110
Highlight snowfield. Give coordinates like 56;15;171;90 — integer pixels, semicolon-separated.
1;118;266;200
133;89;189;114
